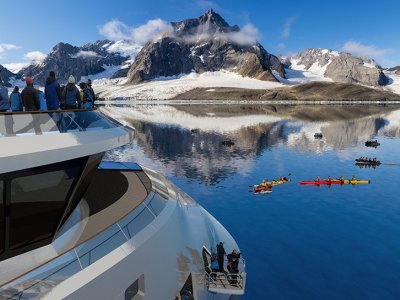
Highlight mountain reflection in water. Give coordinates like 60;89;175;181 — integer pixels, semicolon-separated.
103;104;400;185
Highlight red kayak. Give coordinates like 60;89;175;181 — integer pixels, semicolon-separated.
299;179;342;185
253;185;272;193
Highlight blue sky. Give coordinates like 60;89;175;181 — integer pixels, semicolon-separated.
0;0;399;69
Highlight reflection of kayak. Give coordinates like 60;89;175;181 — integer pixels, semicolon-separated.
355;161;381;165
342;179;370;184
299;179;341;185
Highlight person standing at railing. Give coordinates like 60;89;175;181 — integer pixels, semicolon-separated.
83;79;95;109
62;75;81;109
21;77;40;111
45;71;62;110
216;242;226;272
210;253;219;273
9;86;22;111
0;79;10;112
227;249;241;273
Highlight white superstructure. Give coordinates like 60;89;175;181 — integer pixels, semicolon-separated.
0;109;246;299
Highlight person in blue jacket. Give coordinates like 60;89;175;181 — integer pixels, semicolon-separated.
38;90;47;111
45;71;62;110
9;86;22;111
0;79;9;112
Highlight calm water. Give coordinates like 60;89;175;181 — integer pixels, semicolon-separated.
104;105;400;300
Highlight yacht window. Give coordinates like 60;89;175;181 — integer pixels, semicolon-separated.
125;274;145;300
0;181;4;253
9;168;81;250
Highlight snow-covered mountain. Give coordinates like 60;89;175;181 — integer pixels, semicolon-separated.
0;65;18;87
126;9;284;84
387;66;400;75
20;40;141;85
282;48;388;87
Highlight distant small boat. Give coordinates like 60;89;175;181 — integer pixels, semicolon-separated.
365;140;380;147
314;133;323;139
222;139;235;146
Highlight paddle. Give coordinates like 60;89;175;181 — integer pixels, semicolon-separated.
383;162;400;166
273;173;291;180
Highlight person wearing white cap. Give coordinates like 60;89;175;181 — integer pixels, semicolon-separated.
62;75;81;109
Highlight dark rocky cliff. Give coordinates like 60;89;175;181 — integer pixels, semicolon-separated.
127;9;285;84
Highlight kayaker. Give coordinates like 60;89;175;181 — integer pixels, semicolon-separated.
351;175;356;181
339;176;344;182
315;176;320;182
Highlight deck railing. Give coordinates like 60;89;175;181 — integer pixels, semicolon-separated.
204;257;246;294
0;191;167;299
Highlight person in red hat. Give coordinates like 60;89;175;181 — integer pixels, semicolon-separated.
21;76;40;111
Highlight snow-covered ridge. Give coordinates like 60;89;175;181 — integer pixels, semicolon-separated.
103;40;142;60
93;70;284;100
384;71;400;95
281;48;388;88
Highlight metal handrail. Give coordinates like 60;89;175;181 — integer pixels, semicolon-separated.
205;271;244;289
204;257;246;291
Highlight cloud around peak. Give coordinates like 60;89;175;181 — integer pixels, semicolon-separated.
99;13;261;47
99;19;172;45
341;41;392;59
24;51;46;63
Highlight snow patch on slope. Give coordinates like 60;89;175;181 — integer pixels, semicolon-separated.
104;40;142;59
79;65;122;82
384;71;400;94
93;70;284;99
281;58;333;84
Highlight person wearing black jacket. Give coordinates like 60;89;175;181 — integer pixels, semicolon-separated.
216;242;226;272
21;77;40;111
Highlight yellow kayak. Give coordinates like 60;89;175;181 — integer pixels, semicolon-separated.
267;179;291;186
342;179;370;184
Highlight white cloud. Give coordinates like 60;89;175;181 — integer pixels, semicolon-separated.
71;50;99;58
24;51;46;63
281;17;296;39
0;43;21;58
181;22;260;46
3;62;30;73
3;50;46;72
99;20;132;41
341;41;392;58
226;23;260;45
99;19;172;45
132;19;172;44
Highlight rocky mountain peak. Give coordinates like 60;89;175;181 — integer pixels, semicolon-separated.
171;9;239;37
289;48;387;86
0;65;16;87
20;40;130;84
127;10;284;84
52;42;78;54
